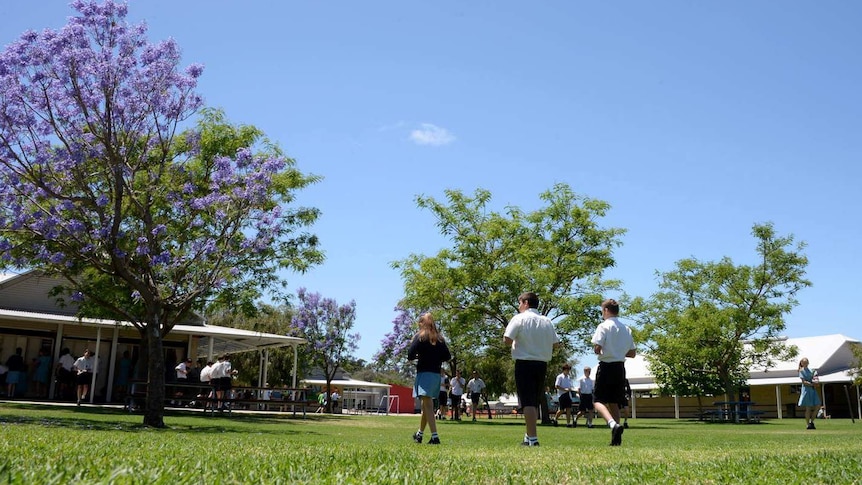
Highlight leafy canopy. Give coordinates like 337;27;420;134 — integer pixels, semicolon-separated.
386;183;624;376
0;1;322;426
637;223;809;398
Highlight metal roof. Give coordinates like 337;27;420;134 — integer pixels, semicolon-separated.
0;307;304;357
301;378;391;390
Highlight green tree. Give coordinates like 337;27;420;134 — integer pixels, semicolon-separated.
639;223;808;404
849;343;862;387
392;184;624;420
291;288;359;413
393;183;624;357
0;4;321;427
205;303;311;388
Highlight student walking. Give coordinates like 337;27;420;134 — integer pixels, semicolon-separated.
504;292;560;447
591;299;636;446
466;371;486;421
408;312;451;445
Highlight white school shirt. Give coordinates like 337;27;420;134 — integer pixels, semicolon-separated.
591;317;635;363
503;309;559;362
73;356;93;374
555;372;574;398
199;365;213;383
578;376;594;395
467;378;485;394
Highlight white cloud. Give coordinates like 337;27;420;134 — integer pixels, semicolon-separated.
409;123;456;146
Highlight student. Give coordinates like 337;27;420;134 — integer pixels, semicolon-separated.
591;299;636;446
797;357;821;429
5;347;25;398
466;370;486;421
72;349;95;405
504;292;560;447
449;369;465;421
553;364;575;427
408;312;451;445
436;369;449;420
574;366;595;428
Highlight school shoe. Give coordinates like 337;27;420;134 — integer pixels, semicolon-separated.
520;441;540;447
428;437;441;445
806;422;816;430
412;432;423;443
610;424;624;446
551;419;558;427
624;422;629;429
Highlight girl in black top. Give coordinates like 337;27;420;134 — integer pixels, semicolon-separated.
408;313;451;445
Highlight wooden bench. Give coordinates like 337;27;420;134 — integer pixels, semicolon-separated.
202;396;315;418
124;383;313;418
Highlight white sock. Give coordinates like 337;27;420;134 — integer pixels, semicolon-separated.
528;436;538;444
607;419;618;429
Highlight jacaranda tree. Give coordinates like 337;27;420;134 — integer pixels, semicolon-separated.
373;306;420;380
291;288;359;413
0;1;322;427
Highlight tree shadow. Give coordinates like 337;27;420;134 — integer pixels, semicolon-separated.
0;403;328;436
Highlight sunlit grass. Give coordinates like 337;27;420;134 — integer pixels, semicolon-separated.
1;403;860;484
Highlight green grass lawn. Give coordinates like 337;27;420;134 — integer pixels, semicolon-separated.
1;403;860;484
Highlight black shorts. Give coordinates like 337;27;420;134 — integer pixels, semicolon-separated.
450;393;462;408
514;360;547;408
593;361;627;405
558;392;573;410
470;392;482;404
75;371;93;386
578;394;594;411
57;367;74;384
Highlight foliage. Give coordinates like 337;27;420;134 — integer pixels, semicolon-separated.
2;405;862;484
205;303;311;388
638;223;809;399
0;1;321;426
291;288;359;411
850;343;862;387
389;183;624;376
373;306;419;380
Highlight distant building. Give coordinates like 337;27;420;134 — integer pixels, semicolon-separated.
0;271;304;402
626;334;861;419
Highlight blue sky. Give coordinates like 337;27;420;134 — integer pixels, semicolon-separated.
3;2;860;370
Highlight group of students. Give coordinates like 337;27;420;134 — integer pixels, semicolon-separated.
551;364;593;428
1;347;54;399
434;368;487;422
408;293;636;447
550;365;632;429
197;355;238;410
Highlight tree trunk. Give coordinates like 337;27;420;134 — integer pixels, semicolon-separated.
539;387;552;424
144;324;166;428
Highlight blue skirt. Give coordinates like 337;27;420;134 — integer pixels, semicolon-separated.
798;385;821;407
413;372;441;398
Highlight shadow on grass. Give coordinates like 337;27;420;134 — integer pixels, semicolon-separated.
0;402;335;436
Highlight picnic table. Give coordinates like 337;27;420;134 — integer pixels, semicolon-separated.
710;401;764;423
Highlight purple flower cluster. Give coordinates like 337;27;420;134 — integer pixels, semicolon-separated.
372;306;418;374
0;1;319;313
291;288;359;373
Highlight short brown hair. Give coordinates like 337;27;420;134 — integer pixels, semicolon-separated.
601;299;620;315
519;292;539;308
